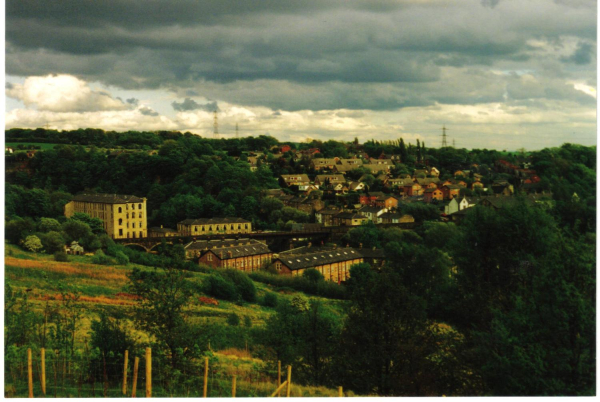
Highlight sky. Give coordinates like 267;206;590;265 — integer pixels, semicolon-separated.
4;0;597;150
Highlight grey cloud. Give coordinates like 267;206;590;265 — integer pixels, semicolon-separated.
126;97;139;106
481;0;500;8
139;106;159;116
561;41;594;65
172;98;219;112
6;82;14;89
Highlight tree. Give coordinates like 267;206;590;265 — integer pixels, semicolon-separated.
23;235;43;252
127;267;197;369
61;219;94;244
70;213;105;235
39;231;66;254
38;218;62;233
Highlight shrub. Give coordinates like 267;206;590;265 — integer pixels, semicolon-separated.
92;250;113;265
303;268;324;283
54;251;69;262
243;316;253;327
248;272;347;300
6;218;35;244
38;217;62;233
291;295;310;312
261;292;279;308
220;269;257;303
39;231;65;254
227;313;241;326
22;235;43;252
203;274;239;301
115;251;130;265
90;314;136;383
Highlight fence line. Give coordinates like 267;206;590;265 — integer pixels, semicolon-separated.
7;349;345;398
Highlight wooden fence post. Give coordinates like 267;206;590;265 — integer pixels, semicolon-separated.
27;348;33;398
277;361;281;397
338;386;343;397
232;375;236;398
41;348;46;395
203;357;209;397
122;350;129;395
286;365;292;397
131;357;139;398
145;348;152;398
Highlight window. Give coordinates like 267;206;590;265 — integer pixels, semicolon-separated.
118;218;123;225
126;213;129;219
139;203;142;209
132;222;136;228
208;254;213;261
245;224;248;229
139;231;143;238
194;227;198;232
118;207;122;213
139;212;142;218
275;262;282;271
119;229;123;236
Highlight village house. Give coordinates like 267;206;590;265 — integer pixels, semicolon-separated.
375;194;400;209
310;158;339;171
379;212;415;224
357;205;388;223
272;247;364;283
348;181;366;192
360;164;388;175
314;174;347;187
441;184;462;199
424;188;444;203
403;182;423;197
387;178;413;191
279;174;310;187
196;240;273;272
491;181;514;196
357;246;387;270
333;212;369;226
315;208;341;226
177;217;252;236
417;178;440;188
64;193;148;239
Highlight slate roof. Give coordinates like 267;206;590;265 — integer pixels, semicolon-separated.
72;193;144;204
315;174;347;183
276;247;362;270
335;212;367;220
358;205;385;214
280;174;310;183
179;217;250;225
208;242;272;260
316;208;341;216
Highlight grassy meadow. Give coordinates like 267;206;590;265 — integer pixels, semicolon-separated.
4;242;351;397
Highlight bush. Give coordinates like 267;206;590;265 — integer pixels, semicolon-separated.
303;268;324;283
22;235;43;253
227;313;241;326
244;316;252;327
248;272;347;299
261;292;279;308
54;251;69;262
204;274;239;301
115;251;130;265
38;218;62;233
92;250;113;265
39;231;65;254
220;270;257;303
90;314;136;383
5;218;35;244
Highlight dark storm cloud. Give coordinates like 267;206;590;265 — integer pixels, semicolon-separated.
171;98;219;112
5;0;597;112
126;98;139;106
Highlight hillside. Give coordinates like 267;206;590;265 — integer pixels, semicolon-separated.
4;243;351;397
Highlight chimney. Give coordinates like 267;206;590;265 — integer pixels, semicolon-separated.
359;243;363;249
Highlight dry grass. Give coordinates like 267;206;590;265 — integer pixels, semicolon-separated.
4;256;128;282
217;347;253;359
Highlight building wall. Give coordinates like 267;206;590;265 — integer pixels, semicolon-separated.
65;198;147;239
277;257;363;283
179;221;252;236
199;251;272;271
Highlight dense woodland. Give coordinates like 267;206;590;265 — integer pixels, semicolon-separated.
4;128;596;396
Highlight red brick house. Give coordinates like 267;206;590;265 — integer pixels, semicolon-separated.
442;185;461;199
375;195;399;209
424;188;444;203
403;182;423;196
